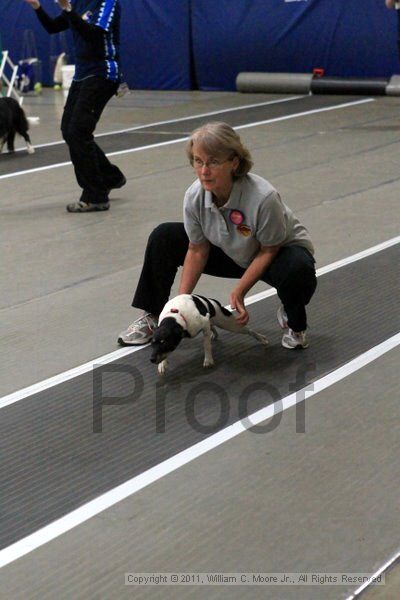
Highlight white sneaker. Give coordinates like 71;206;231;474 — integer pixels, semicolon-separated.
277;305;288;329
282;329;309;349
117;313;157;346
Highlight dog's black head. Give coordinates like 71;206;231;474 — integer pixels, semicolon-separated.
150;317;185;364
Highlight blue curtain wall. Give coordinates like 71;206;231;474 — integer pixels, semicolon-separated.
0;0;398;90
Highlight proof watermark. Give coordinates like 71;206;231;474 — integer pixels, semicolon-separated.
124;572;385;586
92;362;316;434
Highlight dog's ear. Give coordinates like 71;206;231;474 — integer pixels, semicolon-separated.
157;317;185;341
172;320;186;338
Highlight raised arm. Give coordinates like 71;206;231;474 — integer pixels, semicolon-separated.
58;0;117;43
24;1;69;34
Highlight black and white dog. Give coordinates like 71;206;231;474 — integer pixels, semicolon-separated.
0;97;34;155
150;294;268;375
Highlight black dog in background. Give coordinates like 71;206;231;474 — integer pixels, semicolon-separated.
0;97;34;154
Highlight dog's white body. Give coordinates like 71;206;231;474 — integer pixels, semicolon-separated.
154;294;268;375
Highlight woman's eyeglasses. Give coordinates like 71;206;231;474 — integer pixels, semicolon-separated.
193;157;232;170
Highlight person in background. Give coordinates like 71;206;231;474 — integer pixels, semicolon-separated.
118;122;317;350
24;0;126;212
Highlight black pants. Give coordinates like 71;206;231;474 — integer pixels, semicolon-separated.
132;223;317;332
61;76;124;204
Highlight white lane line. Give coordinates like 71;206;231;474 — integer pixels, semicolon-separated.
96;95;305;137
234;98;374;131
0;233;398;410
346;549;400;599
0;160;72;180
0;97;374;181
0;332;398;569
0;345;147;410
19;95;305;151
246;234;400;306
104;99;376;161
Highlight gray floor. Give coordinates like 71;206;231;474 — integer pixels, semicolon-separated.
1;245;398;549
0;88;399;599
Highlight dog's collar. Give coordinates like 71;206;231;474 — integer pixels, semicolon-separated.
169;308;188;327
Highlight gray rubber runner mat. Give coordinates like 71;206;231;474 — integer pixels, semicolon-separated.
0;95;365;177
1;245;398;549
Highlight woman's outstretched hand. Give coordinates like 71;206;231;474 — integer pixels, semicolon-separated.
56;0;72;10
230;288;249;326
24;0;41;9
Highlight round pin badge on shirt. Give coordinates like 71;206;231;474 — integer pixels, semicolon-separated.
229;210;245;225
237;224;252;237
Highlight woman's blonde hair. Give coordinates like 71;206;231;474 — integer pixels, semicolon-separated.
186;121;253;178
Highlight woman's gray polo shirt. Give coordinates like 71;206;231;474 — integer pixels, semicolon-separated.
183;173;314;269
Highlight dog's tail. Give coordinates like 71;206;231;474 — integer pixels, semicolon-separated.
246;328;268;346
